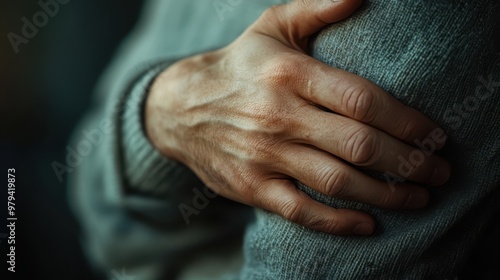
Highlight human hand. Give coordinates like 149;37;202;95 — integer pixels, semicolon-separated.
146;0;451;235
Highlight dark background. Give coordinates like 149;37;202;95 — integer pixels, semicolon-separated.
1;1;143;279
0;1;499;280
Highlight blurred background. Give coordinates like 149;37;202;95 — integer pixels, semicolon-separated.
1;1;499;280
1;1;143;279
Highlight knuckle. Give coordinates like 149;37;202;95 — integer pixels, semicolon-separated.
261;57;304;90
306;216;339;233
342;86;377;123
250;100;299;138
259;5;288;33
321;218;340;233
244;106;296;163
238;177;263;205
396;118;420;141
246;131;286;162
261;5;282;22
316;166;348;197
344;127;379;166
258;105;284;129
280;197;304;224
247;133;275;158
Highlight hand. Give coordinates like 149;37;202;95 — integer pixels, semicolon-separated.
145;0;451;235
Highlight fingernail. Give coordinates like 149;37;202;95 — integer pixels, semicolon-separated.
354;222;374;235
404;191;428;209
429;162;451;186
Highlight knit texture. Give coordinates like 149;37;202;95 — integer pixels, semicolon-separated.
68;0;500;279
240;1;500;279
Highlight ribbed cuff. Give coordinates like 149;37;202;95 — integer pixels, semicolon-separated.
120;61;201;198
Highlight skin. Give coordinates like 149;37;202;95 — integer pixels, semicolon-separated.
145;0;451;235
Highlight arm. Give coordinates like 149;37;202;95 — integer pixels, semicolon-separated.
70;0;455;278
67;0;261;276
146;0;449;235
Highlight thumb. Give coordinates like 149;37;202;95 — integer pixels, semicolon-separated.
256;0;363;50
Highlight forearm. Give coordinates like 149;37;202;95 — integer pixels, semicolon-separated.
69;62;252;278
68;0;272;276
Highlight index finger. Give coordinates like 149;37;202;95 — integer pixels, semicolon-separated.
295;56;447;148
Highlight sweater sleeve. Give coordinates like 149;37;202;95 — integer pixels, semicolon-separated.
68;60;252;279
120;61;202;202
66;0;279;278
121;62;187;194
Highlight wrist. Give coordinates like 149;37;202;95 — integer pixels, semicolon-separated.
145;63;187;164
120;60;195;195
145;50;225;170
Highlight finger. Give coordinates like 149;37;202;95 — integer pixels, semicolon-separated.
253;179;375;235
283;0;364;37
294;107;451;185
294;56;447;148
276;144;430;209
255;0;364;50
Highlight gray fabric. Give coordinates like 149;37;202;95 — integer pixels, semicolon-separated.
241;1;500;279
69;1;273;278
68;0;500;279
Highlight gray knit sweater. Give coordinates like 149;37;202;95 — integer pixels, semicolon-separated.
69;0;500;279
